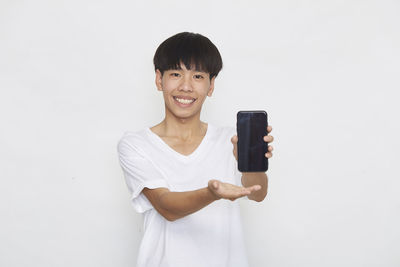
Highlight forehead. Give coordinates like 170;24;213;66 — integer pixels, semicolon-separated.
166;61;208;73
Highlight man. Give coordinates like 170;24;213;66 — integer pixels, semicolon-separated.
118;32;274;267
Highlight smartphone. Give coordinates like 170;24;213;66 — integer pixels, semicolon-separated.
236;110;268;172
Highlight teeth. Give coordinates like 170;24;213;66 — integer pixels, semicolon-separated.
175;97;195;104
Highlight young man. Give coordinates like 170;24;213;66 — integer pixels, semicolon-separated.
118;32;274;267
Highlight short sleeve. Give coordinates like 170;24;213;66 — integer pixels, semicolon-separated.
117;138;169;213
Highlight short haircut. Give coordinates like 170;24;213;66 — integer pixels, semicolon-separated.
153;32;223;79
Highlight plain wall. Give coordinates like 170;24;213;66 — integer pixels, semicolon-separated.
1;0;399;266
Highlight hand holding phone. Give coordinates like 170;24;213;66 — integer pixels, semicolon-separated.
236;110;269;172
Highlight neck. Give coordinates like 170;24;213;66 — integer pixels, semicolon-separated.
159;108;207;141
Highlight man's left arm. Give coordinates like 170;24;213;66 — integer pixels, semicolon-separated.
231;125;274;202
241;172;268;202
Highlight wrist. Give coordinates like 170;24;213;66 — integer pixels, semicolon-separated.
206;185;221;201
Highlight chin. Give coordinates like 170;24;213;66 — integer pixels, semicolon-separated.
169;108;200;120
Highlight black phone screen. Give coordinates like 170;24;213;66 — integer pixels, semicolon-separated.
236;110;268;172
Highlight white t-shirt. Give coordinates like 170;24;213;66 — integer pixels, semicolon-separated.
117;123;249;267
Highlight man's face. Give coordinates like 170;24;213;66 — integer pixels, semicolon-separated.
155;62;215;120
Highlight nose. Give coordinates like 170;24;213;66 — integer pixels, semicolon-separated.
178;76;193;92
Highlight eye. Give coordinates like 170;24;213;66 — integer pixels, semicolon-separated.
170;72;180;77
194;74;204;79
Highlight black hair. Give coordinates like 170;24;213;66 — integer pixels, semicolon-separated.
153;32;223;80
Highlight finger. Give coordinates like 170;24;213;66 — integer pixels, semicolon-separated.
265;152;273;158
239;186;259;196
268;145;274;152
263;135;274;143
235;186;252;195
267;125;272;133
236;190;252;198
231;135;238;144
235;189;256;199
234;187;259;200
248;185;261;192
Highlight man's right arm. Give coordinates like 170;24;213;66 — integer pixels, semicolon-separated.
142;180;261;221
143;187;217;221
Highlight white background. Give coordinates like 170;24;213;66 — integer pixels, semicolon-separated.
1;0;399;266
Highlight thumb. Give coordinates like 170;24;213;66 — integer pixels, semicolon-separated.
213;181;219;190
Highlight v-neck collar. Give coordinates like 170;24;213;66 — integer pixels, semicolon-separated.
145;123;213;163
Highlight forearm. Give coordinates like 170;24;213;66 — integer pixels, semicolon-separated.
158;187;217;221
241;172;268;202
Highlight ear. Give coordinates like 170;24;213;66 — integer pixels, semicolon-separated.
155;69;163;91
207;76;216;97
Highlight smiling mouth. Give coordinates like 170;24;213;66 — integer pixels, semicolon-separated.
173;96;196;105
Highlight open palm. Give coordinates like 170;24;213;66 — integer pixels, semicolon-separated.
208;179;261;201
